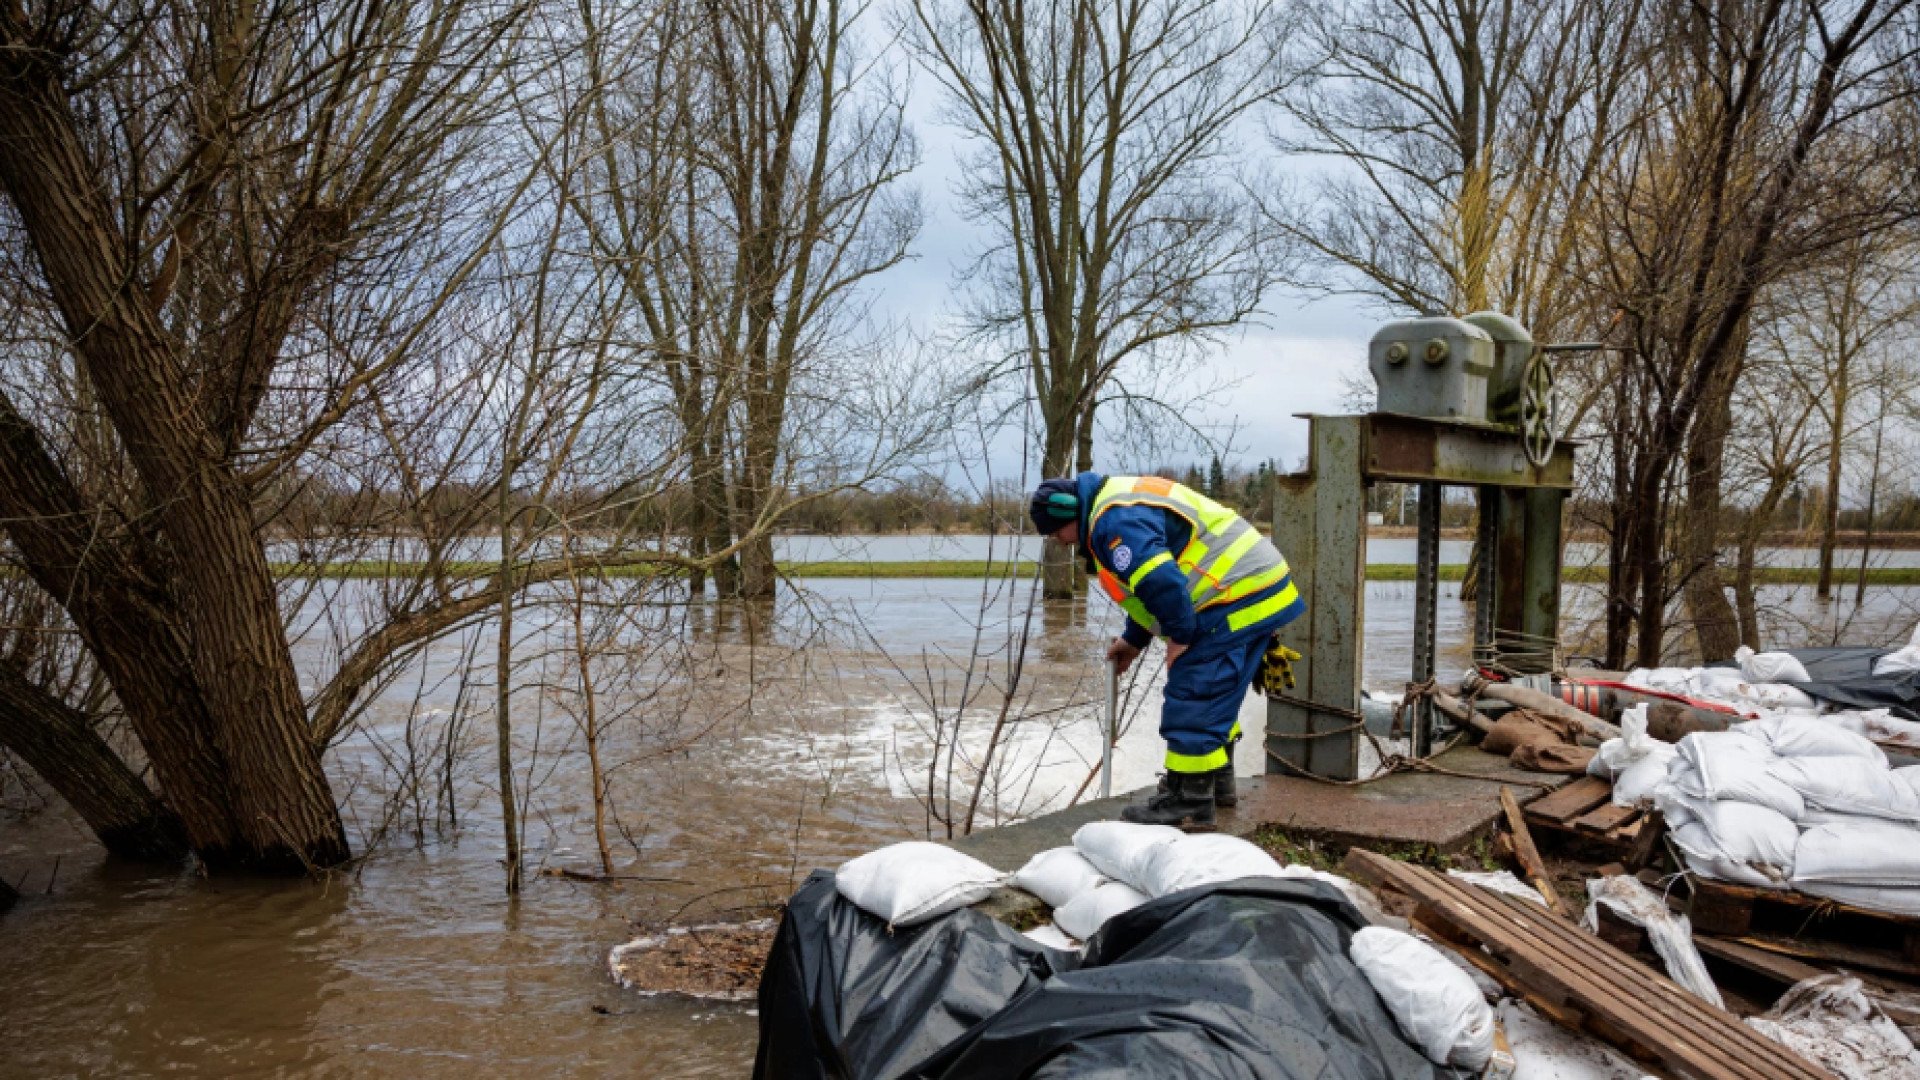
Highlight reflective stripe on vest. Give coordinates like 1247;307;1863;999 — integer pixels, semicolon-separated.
1089;476;1293;636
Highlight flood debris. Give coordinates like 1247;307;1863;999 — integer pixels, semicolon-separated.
1745;976;1920;1080
607;919;777;1001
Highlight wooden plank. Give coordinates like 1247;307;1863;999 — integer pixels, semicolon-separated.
1523;776;1613;824
1431;892;1803;1080
1500;785;1570;917
1686;877;1920;941
1724;933;1920;982
1351;855;1795;1080
1346;850;1836;1080
1624;811;1666;870
1694;935;1826;990
1698;937;1920;1030
1571;801;1639;836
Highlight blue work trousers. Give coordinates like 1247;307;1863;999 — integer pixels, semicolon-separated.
1161;623;1273;773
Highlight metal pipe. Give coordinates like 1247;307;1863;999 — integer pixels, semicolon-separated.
1101;660;1118;799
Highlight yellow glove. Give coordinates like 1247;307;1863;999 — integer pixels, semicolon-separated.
1257;641;1301;696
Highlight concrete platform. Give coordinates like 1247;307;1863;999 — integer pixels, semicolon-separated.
946;746;1575;893
1219;745;1574;853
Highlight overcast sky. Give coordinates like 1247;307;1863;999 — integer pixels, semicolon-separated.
864;60;1384;482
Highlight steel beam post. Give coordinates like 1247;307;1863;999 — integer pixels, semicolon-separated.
1410;481;1442;756
1265;416;1365;780
1522;488;1566;659
1473;486;1499;664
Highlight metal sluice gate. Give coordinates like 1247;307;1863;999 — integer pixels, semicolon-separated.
1263;313;1588;781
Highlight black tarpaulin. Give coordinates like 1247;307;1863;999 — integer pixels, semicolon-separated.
753;870;1466;1080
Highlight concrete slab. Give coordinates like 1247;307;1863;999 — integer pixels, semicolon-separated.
1220;746;1573;853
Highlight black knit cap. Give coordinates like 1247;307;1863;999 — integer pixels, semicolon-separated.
1028;477;1079;535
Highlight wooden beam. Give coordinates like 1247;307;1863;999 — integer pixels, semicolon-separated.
1501;785;1570;917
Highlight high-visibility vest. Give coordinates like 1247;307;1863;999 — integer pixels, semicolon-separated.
1089;476;1299;635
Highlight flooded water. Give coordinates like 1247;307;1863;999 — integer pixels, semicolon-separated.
777;533;1920;569
3;576;1917;1078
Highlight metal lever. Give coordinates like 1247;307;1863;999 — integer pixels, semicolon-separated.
1100;660;1118;799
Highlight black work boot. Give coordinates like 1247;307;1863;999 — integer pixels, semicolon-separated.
1215;737;1242;808
1121;769;1216;830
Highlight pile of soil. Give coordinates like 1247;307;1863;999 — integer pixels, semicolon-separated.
608;919;777;1001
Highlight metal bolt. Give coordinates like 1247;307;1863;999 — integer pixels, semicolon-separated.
1424;338;1449;365
1385;341;1409;364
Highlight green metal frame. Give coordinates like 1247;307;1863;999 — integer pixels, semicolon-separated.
1264;412;1574;781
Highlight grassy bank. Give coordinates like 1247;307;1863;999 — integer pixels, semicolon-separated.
271;560;1920;585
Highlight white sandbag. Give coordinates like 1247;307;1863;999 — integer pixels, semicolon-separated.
1687;669;1818;712
1604;703;1653;759
1898;764;1920;795
1009;846;1109;909
1771;756;1920;823
834;842;1004;928
1615;756;1677;809
1449;868;1549;906
1830;709;1920;752
1588;707;1679;807
1873;622;1920;677
1738;714;1887;766
1021;923;1080;951
1582;875;1723;1008
1746;975;1920;1079
1052;881;1149;941
1736;646;1812;685
1137;833;1284;898
1669;732;1805;820
1792;819;1920;887
1739;682;1820;712
1685;669;1755;703
1625;667;1694;693
1273;864;1372;909
1349;926;1495;1071
1071;821;1183;890
1660;792;1797;888
1588;705;1664;776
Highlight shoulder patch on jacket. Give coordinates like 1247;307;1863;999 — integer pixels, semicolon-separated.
1112;545;1132;572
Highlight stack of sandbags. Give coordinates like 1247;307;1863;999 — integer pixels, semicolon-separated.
1641;715;1920;914
1006;823;1370;943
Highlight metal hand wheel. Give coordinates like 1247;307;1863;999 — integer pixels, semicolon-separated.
1521;351;1556;467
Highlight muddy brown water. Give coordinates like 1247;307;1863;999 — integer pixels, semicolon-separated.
2;578;1914;1077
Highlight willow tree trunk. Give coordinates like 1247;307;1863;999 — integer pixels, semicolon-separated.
1040;423;1079;600
0;49;349;872
1681;369;1741;661
0;660;185;861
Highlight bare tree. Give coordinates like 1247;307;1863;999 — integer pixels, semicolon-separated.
569;0;923;602
904;0;1289;597
1579;0;1918;665
0;0;544;869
